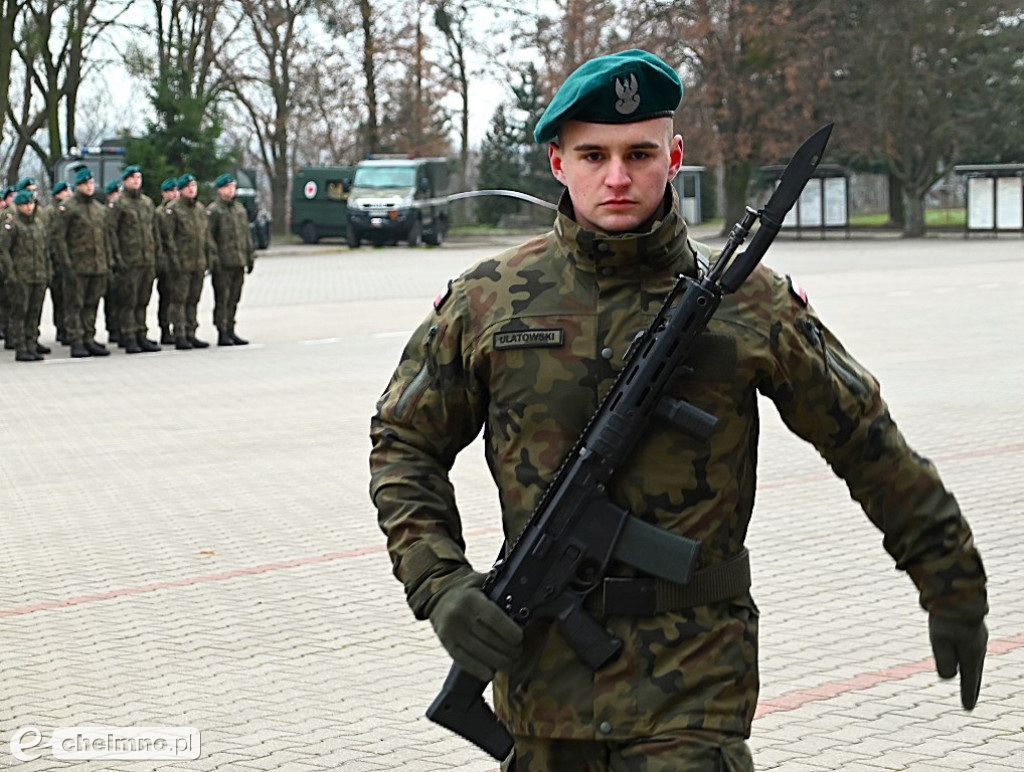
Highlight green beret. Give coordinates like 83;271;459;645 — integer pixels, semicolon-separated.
178;173;196;187
1;187;12;199
75;168;94;185
534;49;683;144
214;173;235;188
161;178;179;192
14;190;35;205
105;180;121;196
15;177;36;191
52;181;69;196
122;164;142;179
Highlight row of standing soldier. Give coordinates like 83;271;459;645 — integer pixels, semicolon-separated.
0;166;255;361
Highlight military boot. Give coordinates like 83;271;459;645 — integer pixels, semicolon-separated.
124;334;142;354
189;335;210;349
85;340;110;356
175;336;193;350
15;350;38;362
160;327;174;345
35;343;51;355
229;328;249;346
217;330;235;346
137;333;161;352
71;343;91;358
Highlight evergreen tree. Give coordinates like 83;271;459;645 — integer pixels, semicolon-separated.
477;104;524;225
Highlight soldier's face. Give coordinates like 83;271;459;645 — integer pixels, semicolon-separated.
16;202;35;215
182;181;198;199
124;172;143;191
549;118;683;234
78;179;96;196
219;181;237;200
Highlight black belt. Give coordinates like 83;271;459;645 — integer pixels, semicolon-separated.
585;549;751;617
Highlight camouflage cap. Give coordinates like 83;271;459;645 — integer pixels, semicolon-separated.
74;168;94;185
13;190;35;205
105;180;121;196
214;173;235;188
52;181;69;196
122;164;142;179
15;177;36;191
534;49;683;144
161;178;179;192
178;173;197;188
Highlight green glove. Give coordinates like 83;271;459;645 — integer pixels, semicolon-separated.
929;614;987;710
429;572;524;682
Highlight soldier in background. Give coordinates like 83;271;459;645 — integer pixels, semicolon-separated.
102;178;124;345
163;173;210;350
0;190;48;361
108;165;161;354
155;178;179;344
369;50;988;770
0;186;14;345
51;168;113;358
206;173;255;346
46;181;73;345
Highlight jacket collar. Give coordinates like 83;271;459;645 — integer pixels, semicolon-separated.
553;185;697;278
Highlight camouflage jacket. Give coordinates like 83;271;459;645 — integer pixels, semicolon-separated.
206;197;254;270
51;191;113;275
0;210;48;283
162;196;210;273
108;188;160;268
369;188;987;741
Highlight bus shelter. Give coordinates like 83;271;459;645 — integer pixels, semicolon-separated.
760;163;850;238
954;164;1024;236
672;166;705;225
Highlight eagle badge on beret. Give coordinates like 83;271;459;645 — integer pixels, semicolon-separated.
615;74;640;115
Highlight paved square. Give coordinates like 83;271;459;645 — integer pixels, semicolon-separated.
0;230;1021;770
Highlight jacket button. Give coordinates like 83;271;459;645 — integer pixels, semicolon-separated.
598;721;612;735
600;347;613;360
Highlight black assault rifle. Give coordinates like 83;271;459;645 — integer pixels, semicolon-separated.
426;124;833;760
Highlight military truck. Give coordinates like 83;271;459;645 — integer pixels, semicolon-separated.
52;140;271;249
290;165;356;244
345;156;450;247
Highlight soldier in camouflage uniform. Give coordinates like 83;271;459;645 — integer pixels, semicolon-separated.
102;179;124;345
51;168;113;358
0;187;12;345
206;173;255;346
155;178;179;344
46;181;73;345
108;165;161;353
162;173;210;349
0;190;48;361
369;51;988;771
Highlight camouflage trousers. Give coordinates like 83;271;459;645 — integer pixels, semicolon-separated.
50;264;65;337
211;266;245;333
155;270;172;333
502;731;754;772
169;270;205;338
104;270;126;339
64;272;107;345
4;280;46;353
0;278;8;336
118;265;156;339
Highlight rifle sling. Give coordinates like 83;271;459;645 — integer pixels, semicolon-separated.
587;549;751;617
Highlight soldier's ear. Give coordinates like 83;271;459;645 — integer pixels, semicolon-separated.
549;142;567;185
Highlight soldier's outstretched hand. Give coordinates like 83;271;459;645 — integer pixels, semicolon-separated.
929;614;988;710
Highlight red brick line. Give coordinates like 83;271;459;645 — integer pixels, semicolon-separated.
756;633;1024;718
0;527;504;618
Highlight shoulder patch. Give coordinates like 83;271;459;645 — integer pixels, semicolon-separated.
787;275;809;306
3;223;11;230
59;205;66;212
433;279;453;312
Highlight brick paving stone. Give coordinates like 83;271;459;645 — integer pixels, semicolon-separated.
1;237;1021;771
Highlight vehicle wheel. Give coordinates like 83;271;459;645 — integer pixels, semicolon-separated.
300;222;318;244
407;219;422;247
346;223;360;249
426;220;446;247
257;225;270;250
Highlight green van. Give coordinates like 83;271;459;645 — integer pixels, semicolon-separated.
290;165;356;243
